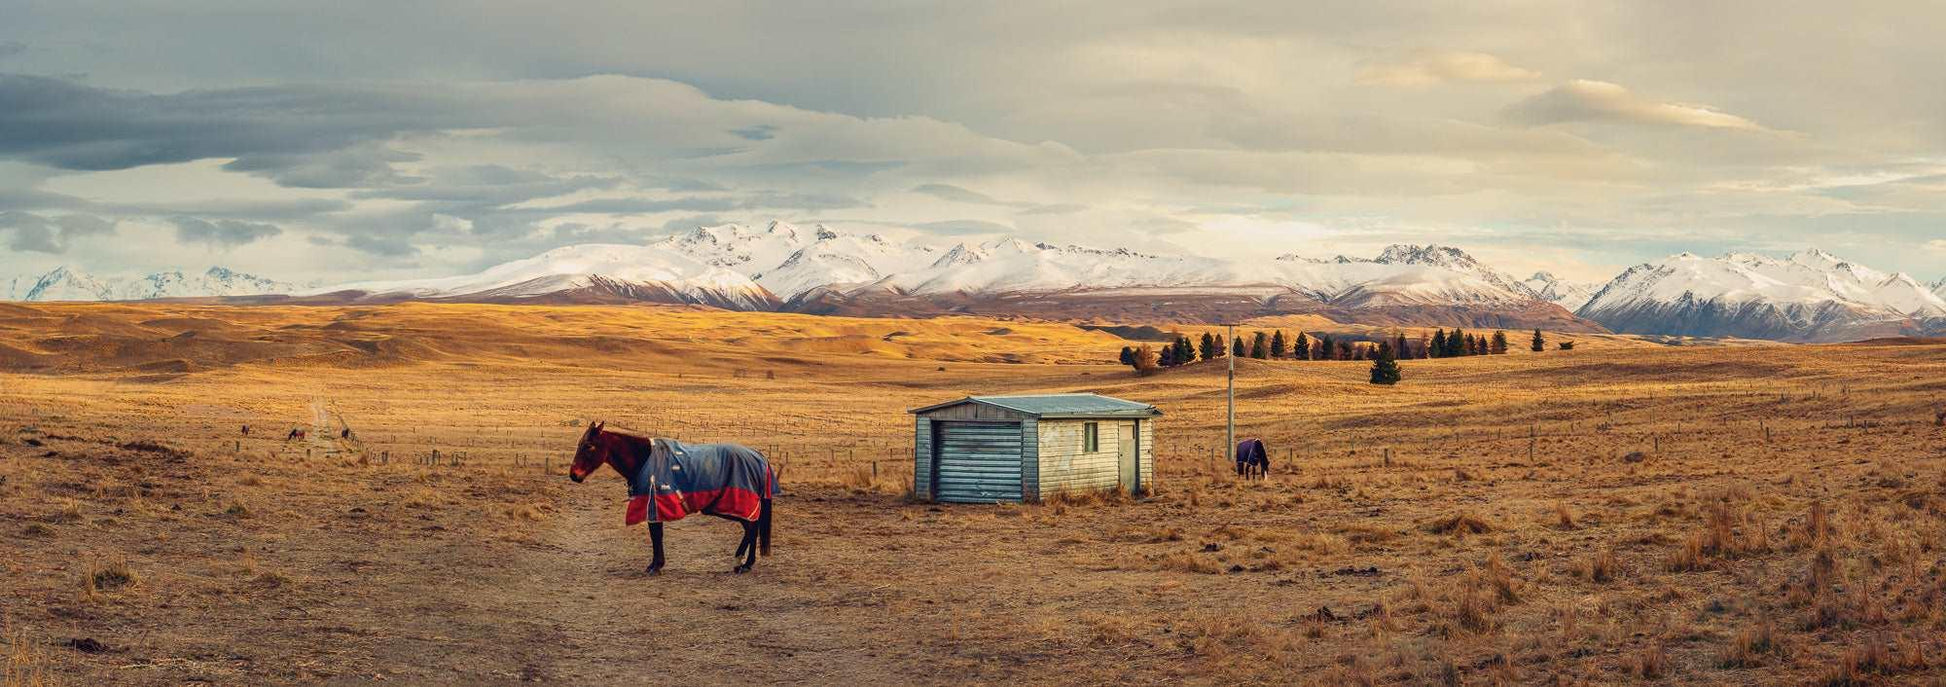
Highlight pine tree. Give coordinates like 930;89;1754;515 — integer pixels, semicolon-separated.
1338;341;1352;360
1531;328;1545;352
1251;331;1269;359
1369;340;1402;385
1295;332;1310;361
1233;336;1246;358
1394;332;1410;360
1319;335;1334;360
1177;336;1196;365
1200;332;1217;362
1271;330;1287;358
1215;334;1226;357
1447;328;1467;357
1119;346;1134;366
1462;333;1475;356
1431;329;1446;358
1491;330;1509;355
1159;345;1175;367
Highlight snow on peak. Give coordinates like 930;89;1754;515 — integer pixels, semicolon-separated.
2;265;293;302
1520;271;1598;311
1580;249;1946;323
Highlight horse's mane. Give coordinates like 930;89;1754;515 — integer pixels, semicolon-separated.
598;425;659;442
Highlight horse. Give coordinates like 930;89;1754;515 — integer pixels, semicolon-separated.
568;421;776;574
286;428;306;441
1234;438;1270;480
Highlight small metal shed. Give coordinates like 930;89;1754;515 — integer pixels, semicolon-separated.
909;393;1160;503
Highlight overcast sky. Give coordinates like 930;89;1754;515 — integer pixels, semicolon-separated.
2;1;1944;285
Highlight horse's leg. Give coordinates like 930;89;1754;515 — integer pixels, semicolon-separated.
645;522;665;575
733;521;757;573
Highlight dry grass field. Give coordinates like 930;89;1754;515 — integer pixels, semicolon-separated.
2;301;1944;685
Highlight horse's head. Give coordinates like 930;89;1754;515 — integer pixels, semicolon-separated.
568;420;607;483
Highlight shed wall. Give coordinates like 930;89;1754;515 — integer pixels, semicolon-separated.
1036;418;1123;496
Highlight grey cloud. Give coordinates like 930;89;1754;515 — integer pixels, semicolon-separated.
911;183;1008;205
345;233;420;257
224;143;424;189
1504;80;1774;132
170;216;281;247
0;212;117;253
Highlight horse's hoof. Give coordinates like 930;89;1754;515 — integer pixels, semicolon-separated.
645;565;663;576
733;565;751;574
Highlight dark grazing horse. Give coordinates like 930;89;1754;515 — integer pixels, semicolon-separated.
1234;438;1270;480
568;421;776;574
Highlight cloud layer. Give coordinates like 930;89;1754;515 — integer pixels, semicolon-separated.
0;1;1942;284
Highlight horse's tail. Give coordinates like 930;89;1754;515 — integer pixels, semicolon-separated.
758;497;773;557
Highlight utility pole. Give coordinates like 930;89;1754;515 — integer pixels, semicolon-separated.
1226;323;1235;468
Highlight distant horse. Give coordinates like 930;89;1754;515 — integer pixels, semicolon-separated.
286;428;306;441
341;427;353;440
1234;438;1270;480
568;421;776;574
240;425;251;437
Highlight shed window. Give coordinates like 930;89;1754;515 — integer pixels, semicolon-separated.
1084;422;1099;452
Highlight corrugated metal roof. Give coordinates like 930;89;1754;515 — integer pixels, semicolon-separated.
910;393;1161;418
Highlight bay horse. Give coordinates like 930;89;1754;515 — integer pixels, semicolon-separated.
568;421;776;574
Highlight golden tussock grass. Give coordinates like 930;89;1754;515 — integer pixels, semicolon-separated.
1;302;1944;684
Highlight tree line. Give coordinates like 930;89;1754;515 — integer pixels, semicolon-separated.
1118;327;1532;367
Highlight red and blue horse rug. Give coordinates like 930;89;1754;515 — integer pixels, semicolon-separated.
624;439;775;526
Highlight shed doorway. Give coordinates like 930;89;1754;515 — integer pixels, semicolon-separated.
1117;422;1138;493
934;421;1024;503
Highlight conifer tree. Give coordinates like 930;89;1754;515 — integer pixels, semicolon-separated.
1394;332;1410;360
1215;334;1226;357
1319;334;1335;360
1531;328;1545;352
1491;330;1509;355
1119;346;1135;366
1447;328;1467;357
1369;340;1402;385
1431;329;1447;358
1271;330;1287;358
1177;336;1195;364
1233;336;1246;358
1338;341;1352;360
1200;332;1217;361
1461;333;1475;356
1251;331;1269;359
1295;332;1310;361
1159;345;1175;367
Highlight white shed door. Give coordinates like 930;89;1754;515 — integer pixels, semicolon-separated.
935;421;1023;503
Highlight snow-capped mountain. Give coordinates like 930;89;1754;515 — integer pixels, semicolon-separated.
1521;272;1599;311
1932;277;1946;300
313;243;775;309
0;266;295;302
1578;250;1946;342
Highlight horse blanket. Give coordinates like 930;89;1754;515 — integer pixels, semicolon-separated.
624;439;773;526
1234;438;1268;475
